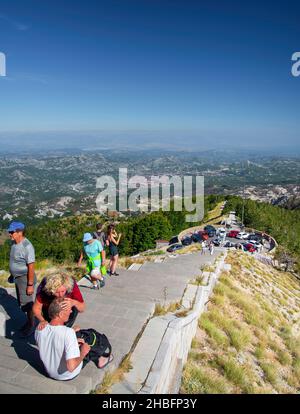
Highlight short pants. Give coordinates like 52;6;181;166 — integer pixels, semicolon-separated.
90;267;102;278
14;274;37;312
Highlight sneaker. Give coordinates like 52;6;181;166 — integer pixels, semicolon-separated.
91;284;100;290
112;272;119;276
98;279;105;288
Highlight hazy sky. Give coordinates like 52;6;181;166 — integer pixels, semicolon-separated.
0;0;299;151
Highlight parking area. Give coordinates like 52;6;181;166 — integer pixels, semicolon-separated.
168;214;273;255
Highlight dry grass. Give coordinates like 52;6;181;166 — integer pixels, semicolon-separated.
204;202;226;225
190;274;205;286
153;301;181;316
118;256;149;269
175;309;190;318
0;270;11;288
176;244;202;255
181;250;300;394
95;355;132;394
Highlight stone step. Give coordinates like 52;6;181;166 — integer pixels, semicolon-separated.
0;365;88;394
0;336;13;347
0;251;222;394
0;380;39;394
0;354;30;372
0;341;39;361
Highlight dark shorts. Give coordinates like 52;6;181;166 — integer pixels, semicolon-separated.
109;244;118;257
15;275;37;312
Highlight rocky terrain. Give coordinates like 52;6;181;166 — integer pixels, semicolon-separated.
0;149;299;226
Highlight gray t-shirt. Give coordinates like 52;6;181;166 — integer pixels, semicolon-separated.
93;231;106;248
9;238;35;278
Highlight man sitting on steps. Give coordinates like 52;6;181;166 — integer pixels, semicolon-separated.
35;298;113;381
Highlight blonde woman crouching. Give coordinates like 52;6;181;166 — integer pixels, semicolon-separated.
33;271;85;331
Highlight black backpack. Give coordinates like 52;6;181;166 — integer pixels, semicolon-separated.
76;328;112;364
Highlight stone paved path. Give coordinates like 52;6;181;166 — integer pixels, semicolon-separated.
0;249;221;394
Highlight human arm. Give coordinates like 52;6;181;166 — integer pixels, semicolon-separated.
63;297;85;312
101;249;106;266
26;262;35;296
62;281;85;313
65;332;90;373
111;233;122;246
25;243;35;296
33;299;49;330
77;251;84;266
66;342;90;372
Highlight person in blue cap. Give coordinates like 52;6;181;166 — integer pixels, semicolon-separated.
78;233;106;290
7;221;37;337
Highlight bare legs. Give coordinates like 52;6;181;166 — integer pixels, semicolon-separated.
90;270;104;287
109;255;119;275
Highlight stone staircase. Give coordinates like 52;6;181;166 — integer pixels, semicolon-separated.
0;249;221;394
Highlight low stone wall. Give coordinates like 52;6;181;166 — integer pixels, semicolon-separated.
134;251;228;394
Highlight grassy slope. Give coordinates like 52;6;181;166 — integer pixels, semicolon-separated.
181;250;300;394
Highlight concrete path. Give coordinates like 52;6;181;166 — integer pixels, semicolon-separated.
0;249;221;394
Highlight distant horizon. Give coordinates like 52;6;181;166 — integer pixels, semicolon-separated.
0;129;300;157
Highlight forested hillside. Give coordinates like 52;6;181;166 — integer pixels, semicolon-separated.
0;195;222;270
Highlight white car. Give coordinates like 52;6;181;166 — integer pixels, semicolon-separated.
217;227;226;236
248;240;263;249
236;232;249;240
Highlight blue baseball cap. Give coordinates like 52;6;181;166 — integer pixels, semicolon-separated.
83;232;93;242
7;221;25;232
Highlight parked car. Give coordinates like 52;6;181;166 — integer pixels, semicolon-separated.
169;236;179;245
182;236;193;246
198;231;209;240
224;241;235;248
217;227;227;237
204;225;216;236
212;238;221;246
236;243;246;251
243;243;257;253
236;231;249;240
167;244;183;253
247;233;262;242
248;240;262;249
227;230;240;238
192;233;202;243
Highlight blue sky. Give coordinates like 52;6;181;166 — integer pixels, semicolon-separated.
0;0;299;151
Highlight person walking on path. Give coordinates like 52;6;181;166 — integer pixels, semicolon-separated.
93;223;107;249
209;241;214;256
201;240;207;255
106;224;121;276
8;221;37;337
33;271;85;330
78;233;106;290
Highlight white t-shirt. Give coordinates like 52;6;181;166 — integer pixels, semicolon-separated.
35;324;83;381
